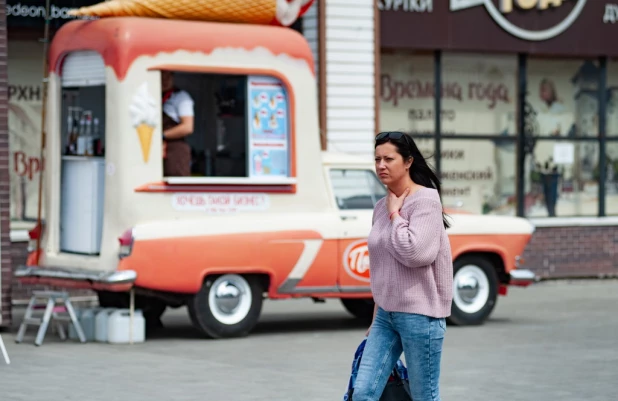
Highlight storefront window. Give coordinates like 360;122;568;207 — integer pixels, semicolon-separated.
442;53;517;136
527;58;600;138
380;51;435;135
605;141;618;215
7;1;101;31
380;52;518;137
9;40;46;228
524;58;602;217
606;60;618;137
524;140;599;217
410;135;435;161
440;139;516;216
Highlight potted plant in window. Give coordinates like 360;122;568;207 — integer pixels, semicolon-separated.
593;154;618;193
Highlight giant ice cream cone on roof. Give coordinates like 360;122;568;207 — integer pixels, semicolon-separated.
69;0;315;27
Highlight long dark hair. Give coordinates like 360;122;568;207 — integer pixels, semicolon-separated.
375;131;451;229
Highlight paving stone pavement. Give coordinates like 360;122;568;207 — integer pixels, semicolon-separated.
0;279;616;401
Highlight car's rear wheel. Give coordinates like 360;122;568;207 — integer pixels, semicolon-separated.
341;298;374;321
188;274;264;339
448;256;498;326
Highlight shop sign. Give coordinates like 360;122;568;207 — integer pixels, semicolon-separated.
380;0;618;57
7;3;76;20
171;193;271;214
449;0;586;41
603;3;618;23
378;0;433;12
5;1;99;27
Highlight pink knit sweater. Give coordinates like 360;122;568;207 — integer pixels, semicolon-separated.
367;187;453;318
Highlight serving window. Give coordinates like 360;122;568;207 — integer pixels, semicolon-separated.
160;70;293;184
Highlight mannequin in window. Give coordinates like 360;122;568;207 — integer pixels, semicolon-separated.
161;70;194;176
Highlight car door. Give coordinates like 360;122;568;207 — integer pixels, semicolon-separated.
327;168;386;292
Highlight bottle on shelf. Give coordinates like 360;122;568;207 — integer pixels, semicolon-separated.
76;112;88;155
93;117;103;156
84;112;94;156
66;107;79;155
66;112;73;155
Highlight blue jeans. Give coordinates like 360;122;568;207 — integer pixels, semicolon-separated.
352;307;446;401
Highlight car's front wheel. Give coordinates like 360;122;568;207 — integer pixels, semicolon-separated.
188;274;264;339
448;256;498;326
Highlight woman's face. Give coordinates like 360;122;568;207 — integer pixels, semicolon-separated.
540;82;553;102
161;71;174;92
374;142;411;186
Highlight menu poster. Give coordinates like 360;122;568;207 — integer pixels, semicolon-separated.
250;148;288;177
247;76;290;179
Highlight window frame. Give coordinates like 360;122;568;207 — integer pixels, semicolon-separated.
382;50;613;219
137;64;298;193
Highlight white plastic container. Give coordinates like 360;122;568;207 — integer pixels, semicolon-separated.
69;307;101;341
94;308;117;342
107;309;145;344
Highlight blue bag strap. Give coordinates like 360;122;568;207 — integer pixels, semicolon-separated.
344;337;410;400
346;338;367;393
394;359;409;380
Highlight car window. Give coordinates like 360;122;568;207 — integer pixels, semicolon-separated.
329;169;386;210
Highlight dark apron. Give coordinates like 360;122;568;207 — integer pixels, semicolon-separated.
162;108;191;177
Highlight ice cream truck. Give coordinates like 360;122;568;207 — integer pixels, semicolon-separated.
16;4;537;339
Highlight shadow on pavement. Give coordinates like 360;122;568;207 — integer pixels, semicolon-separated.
145;308;369;341
6;304;525;342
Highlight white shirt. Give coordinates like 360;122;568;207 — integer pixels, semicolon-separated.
163;90;194;123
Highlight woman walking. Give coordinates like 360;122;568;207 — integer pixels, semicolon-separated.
351;131;453;401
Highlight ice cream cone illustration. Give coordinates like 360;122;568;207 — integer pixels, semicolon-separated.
69;0;315;27
269;112;278;128
129;82;158;163
136;123;155;162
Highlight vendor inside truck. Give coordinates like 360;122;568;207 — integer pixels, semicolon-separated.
161;70;195;176
160;69;249;178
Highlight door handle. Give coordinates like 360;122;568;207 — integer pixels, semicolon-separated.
341;215;357;221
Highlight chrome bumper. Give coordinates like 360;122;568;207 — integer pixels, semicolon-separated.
15;265;137;285
508;269;537;286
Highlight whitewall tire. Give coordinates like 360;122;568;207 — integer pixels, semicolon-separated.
448;256;498;326
188;274;264;338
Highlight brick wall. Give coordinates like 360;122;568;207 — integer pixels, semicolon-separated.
522;225;618;279
0;0;11;326
0;2;11;328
